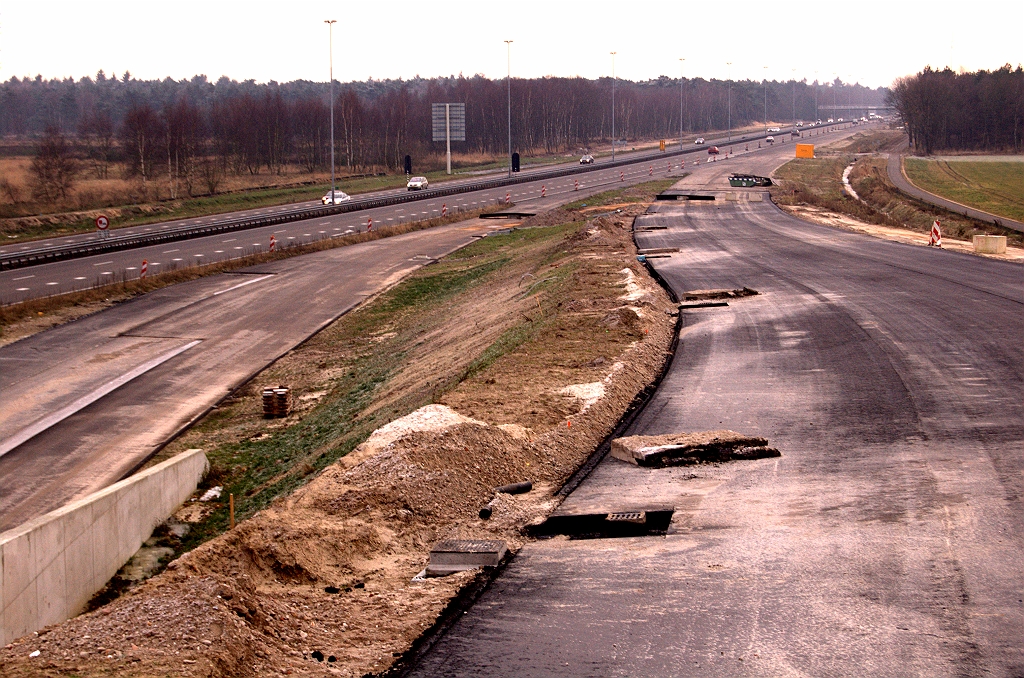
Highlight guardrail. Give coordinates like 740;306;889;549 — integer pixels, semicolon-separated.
1;125;830;272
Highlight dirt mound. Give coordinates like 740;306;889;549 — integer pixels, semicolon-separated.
0;198;676;677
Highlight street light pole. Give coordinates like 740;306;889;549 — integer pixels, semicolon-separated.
679;58;685;151
792;68;796;128
814;70;818;123
325;19;336;202
763;65;768;137
611;52;617;160
833;72;837;124
505;40;513;178
727;61;732;142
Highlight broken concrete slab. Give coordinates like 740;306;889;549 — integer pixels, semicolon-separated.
610;430;779;467
681;287;758;301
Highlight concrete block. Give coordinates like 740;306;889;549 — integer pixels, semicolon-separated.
426;540;507;576
973;235;1007;254
611;431;775;467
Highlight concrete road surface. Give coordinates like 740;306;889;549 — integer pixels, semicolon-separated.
407;198;1024;676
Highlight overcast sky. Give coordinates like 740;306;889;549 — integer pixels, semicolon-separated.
1;0;1021;88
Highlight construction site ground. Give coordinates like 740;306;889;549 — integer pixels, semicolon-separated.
0;184;678;677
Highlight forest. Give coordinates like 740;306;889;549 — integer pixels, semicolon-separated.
2;71;884;203
888;65;1024;154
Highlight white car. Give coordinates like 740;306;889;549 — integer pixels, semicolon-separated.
407;176;429;191
580;154;595;164
321;191;351;205
765;136;775;144
768;127;781;133
694;137;705;144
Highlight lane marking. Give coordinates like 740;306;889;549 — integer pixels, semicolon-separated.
74;276;86;280
162;249;179;254
15;287;28;291
212;274;274;296
93;260;114;266
12;275;35;281
0;339;202;459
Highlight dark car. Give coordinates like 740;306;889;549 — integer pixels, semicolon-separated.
707;146;720;155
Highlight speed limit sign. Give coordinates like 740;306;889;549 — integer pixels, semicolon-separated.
95;215;109;231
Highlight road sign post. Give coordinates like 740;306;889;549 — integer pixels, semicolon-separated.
432;103;466;176
95;215;109;239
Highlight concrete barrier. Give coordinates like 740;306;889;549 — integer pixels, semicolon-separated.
1;449;207;645
973;235;1007;254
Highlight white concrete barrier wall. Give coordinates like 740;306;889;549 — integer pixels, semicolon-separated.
973;235;1007;254
0;448;207;645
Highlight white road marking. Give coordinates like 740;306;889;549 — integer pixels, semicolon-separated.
126;267;137;270
12;275;34;281
162;249;179;254
101;271;113;275
212;274;274;296
46;282;59;286
15;287;28;291
93;261;114;266
74;276;86;280
215;250;224;253
0;339;203;459
172;258;183;261
222;239;236;243
234;247;243;250
274;229;287;233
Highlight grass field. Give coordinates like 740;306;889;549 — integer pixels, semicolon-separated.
904;158;1024;222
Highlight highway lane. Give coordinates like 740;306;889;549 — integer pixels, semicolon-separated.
407;200;1024;674
0;123;858;304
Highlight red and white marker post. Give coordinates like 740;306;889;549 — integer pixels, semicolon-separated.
505;191;511;205
649;166;654;176
620;171;624;182
140;260;148;279
929;220;942;247
367;218;373;231
541;185;546;198
442;203;447;217
269;234;276;252
574;179;579;191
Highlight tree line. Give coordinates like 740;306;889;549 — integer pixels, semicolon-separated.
3;71;885;201
888;65;1024;154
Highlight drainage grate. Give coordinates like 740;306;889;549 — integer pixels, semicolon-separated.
529;508;674;540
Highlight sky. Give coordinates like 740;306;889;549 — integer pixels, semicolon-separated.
1;0;1021;88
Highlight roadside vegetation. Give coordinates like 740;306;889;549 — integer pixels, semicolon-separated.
904;158;1024;223
770;131;1022;246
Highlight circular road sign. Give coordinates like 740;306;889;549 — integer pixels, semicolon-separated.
95;215;109;230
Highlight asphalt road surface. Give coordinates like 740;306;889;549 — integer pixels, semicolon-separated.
407;198;1023;675
0;124;867;523
0;123;851;304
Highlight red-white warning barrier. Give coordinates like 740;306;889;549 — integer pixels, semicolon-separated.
541;185;546;197
619;171;624;182
681;161;685;169
574;179;579;191
649;166;654;176
505;192;511;205
140;260;148;279
269;234;276;252
367;218;373;231
929;220;942;247
442;203;447;217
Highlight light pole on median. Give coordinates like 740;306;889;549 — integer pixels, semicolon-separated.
679;58;685;151
727;61;732;142
814;70;818;123
763;65;768;137
505;40;513;178
611;52;617;160
792;68;796;128
325;19;336;203
833;72;837;124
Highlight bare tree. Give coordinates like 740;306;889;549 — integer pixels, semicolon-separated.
30;125;78;203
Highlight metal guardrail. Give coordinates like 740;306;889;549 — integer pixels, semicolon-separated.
1;125;822;271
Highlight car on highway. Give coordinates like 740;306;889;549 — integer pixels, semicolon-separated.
321;191;352;205
768;127;781;133
407;176;429;191
694;137;705;144
707;146;720;155
791;129;801;137
579;154;594;164
765;136;775;144
827;118;834;123
796;121;804;127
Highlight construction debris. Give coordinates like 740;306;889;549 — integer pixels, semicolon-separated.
261;385;292;418
611;430;780;467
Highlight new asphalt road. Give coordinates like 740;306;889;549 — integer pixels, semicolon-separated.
408;197;1024;675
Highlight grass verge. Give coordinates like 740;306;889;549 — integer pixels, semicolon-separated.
904;159;1024;223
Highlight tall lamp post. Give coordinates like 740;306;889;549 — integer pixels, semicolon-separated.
727;62;732;142
611;52;617;160
679;58;685;151
792;68;796;128
814;70;818;123
763;65;768;137
325;19;336;203
505;40;513;178
832;71;837;124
